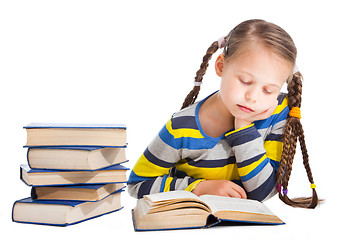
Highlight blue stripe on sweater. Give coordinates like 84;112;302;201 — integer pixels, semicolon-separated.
226;125;261;147
239;157;270;182
144;147;174;168
265;133;283;141
237;153;266;168
128;170;152;184
247;170;276;201
159;124;220;150
185;156;236;168
137;177;156;199
172;116;198;130
160;175;168;192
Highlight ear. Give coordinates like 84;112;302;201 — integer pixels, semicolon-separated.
215;54;225;77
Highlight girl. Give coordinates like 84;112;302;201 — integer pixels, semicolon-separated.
128;19;319;208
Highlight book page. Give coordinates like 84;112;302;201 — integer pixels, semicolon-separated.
144;191;199;203
199;195;275;216
143;191;211;214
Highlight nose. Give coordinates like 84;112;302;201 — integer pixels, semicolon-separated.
244;87;258;103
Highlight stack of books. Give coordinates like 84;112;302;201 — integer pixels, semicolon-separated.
12;123;129;226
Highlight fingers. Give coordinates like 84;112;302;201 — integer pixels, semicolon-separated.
225;182;247;199
231;183;247;199
227;190;243;198
192;179;248;199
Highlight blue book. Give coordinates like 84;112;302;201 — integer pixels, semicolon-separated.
31;183;126;201
24;123;127;147
25;146;127;170
20;164;129;186
132;191;284;231
12;191;124;226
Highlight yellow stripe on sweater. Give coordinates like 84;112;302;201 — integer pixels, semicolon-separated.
166;119;203;139
185;179;205;192
163;177;174;192
264;140;283;162
175;160;239;181
132;154;170;177
272;96;288;115
238;154;267;177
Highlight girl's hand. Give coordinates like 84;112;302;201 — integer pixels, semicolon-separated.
192;180;247;199
235;100;278;129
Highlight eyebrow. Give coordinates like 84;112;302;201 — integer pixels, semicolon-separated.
266;83;281;89
241;71;255;78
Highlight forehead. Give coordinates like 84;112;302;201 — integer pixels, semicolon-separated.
226;44;293;85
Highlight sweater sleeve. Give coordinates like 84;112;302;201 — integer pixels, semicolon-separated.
224;96;289;201
127;117;203;199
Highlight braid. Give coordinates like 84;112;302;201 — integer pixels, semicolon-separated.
181;40;220;109
276;123;291;186
282;128;297;190
277;72;319;208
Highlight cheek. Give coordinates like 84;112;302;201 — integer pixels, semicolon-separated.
258;95;278;110
220;80;243;104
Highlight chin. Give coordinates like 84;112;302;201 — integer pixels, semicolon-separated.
232;112;251;120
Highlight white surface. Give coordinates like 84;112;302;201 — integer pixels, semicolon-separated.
1;0;358;239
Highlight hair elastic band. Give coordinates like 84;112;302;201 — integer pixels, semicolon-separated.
194;81;202;87
289;107;301;119
218;36;226;49
310;183;316;189
282;189;288;195
293;65;299;74
276;183;282;193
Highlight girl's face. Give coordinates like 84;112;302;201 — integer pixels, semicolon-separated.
215;44;293;121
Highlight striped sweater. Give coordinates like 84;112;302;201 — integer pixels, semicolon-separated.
128;92;289;201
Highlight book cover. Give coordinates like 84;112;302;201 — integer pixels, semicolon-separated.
31;183;126;201
25;146;127;170
25;146;126;150
20;164;129;186
12;191;124;226
23;123;127;129
24;123;127;147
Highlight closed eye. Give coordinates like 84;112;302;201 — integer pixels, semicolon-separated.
240;79;252;85
263;87;276;95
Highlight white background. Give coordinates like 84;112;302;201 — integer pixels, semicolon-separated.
0;0;358;239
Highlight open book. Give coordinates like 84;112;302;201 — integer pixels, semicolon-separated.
132;191;284;231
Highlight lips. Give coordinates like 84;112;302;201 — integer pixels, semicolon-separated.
237;104;254;113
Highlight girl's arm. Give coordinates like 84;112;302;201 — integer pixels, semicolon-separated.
127;118;203;199
224;96;289;201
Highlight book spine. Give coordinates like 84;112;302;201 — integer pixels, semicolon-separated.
26;148;31;168
205;214;220;228
19;166;29;186
31;187;37;200
11;200;18;222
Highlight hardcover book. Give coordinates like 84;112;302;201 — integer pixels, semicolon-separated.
26;146;127;170
12;191;123;226
31;183;125;201
24;123;127;147
20;164;129;186
132;191;284;231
